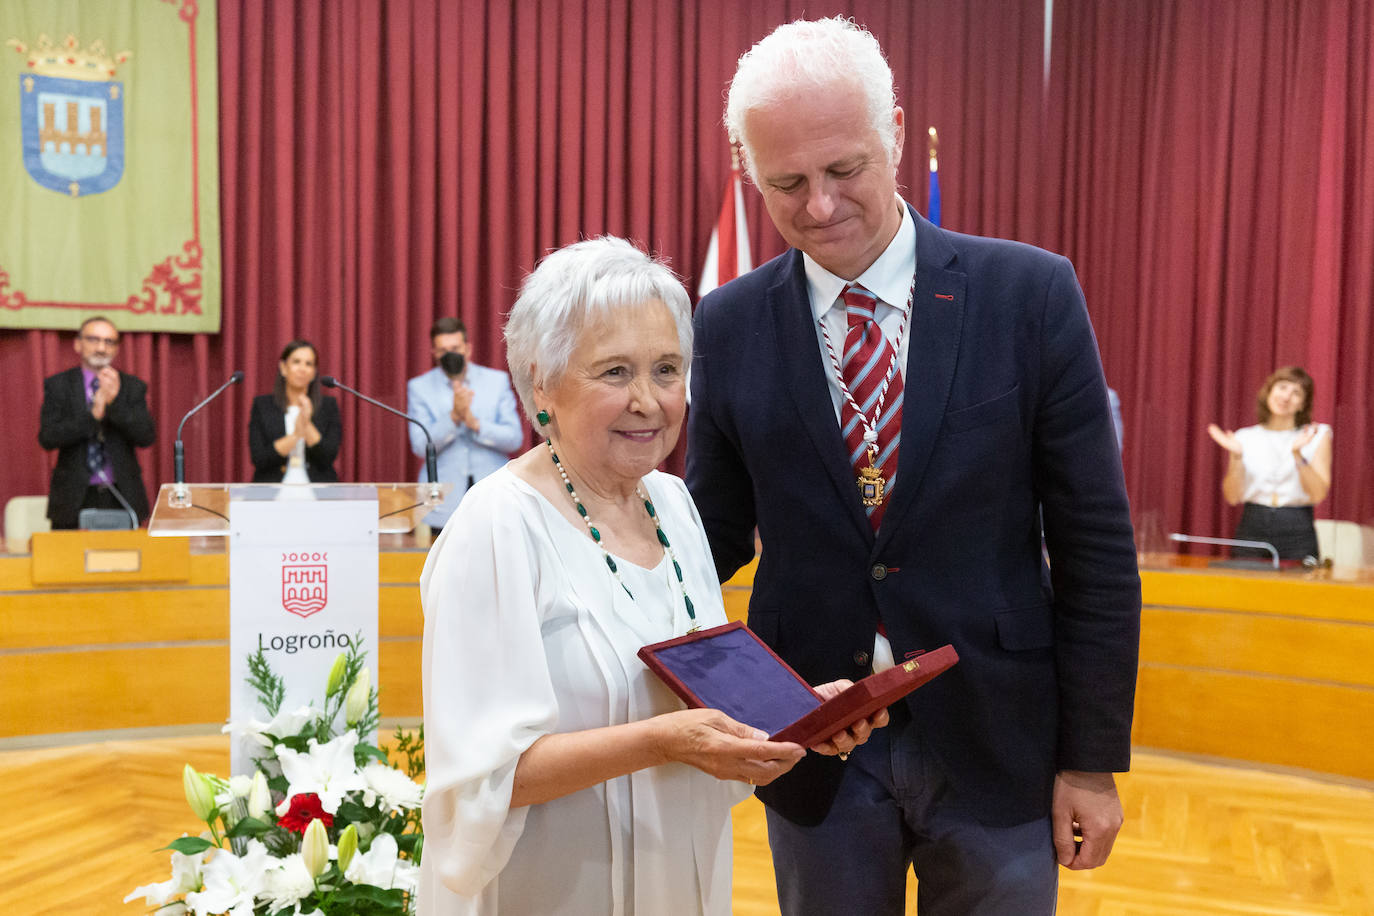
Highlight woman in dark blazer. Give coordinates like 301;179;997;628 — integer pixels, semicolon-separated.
248;340;341;483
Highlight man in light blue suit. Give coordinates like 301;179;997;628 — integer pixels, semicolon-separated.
406;317;523;530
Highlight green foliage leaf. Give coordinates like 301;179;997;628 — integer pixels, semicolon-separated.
245;647;286;716
386;724;426;784
330;883;407;909
225;815;272;838
336;799;372;823
357;742;389;765
161;836;216;855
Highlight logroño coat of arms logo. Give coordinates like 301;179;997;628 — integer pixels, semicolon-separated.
281;551;328;618
7;33;131;197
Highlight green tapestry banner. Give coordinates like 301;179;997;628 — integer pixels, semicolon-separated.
1;0;220;332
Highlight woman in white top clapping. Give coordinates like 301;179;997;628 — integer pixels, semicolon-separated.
1207;365;1333;561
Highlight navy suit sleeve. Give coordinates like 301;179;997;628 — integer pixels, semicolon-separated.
1032;257;1141;772
686;294;759;583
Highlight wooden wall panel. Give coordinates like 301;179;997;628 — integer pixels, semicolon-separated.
0;646;230;736
0;589;229;649
1141;570;1374;623
378;638;422;718
1133;666;1374;781
1139;607;1374;688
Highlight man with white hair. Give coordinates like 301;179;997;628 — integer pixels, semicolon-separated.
686;17;1141;914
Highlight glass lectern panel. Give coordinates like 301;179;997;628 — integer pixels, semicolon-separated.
147;482;450;536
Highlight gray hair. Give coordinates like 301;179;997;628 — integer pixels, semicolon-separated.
726;17;899;183
504;236;693;427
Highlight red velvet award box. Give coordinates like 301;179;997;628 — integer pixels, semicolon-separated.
638;621;958;747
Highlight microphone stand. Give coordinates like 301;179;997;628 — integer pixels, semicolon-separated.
1169;532;1280;569
104;479;140;530
172;370;244;506
319;376;442;505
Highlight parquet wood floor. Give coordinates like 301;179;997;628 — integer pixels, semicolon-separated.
2;735;1371;914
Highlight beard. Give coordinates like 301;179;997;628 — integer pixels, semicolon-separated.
87;354;113;369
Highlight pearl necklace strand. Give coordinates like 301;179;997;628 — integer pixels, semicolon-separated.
546;439;698;631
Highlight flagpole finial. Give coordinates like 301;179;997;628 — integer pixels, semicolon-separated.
927;127;939;173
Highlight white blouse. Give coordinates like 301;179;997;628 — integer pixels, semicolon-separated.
281;405;310;483
1235;423;1331;507
418;467;747;916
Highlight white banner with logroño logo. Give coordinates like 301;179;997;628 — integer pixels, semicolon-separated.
228;488;379;773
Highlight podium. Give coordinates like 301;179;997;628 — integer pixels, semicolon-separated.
149;481;449;771
147;480;447;536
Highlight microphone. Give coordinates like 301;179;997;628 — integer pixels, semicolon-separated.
174;370;245;490
320;376;440;491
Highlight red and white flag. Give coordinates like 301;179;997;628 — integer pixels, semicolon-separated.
698;150;753;298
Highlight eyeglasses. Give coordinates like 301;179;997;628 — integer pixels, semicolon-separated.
81;335;119;347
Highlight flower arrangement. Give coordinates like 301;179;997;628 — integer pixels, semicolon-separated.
127;640;424;915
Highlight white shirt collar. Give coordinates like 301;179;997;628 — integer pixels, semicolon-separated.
804;197;917;321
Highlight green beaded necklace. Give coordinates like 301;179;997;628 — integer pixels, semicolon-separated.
546;439;698;632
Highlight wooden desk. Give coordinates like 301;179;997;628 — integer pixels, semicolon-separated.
0;539;428;740
6;547;1372;784
1134;565;1374;780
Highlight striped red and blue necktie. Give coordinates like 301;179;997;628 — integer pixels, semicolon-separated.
839;284;904;529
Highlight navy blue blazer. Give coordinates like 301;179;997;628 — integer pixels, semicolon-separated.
686;208;1141;827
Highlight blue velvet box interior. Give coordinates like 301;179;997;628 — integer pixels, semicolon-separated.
648;624;821;735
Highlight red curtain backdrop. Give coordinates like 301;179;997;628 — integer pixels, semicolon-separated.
1;0;1369;546
1041;0;1374;547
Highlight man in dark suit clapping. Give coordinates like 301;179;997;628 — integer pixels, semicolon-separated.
38;316;155;529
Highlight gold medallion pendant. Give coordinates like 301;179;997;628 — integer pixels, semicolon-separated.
858;462;886;507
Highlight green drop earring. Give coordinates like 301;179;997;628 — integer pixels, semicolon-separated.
536;409;550;426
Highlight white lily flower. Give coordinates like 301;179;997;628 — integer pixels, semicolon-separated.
184;841;270;916
273;731;366;814
247;770;272;820
344;667;371;725
123;847;204;905
222;705;324;747
344;833;419;892
361;761;424;813
260;853;318;911
301;818;330;878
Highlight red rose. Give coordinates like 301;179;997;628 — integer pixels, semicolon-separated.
277;792;334;834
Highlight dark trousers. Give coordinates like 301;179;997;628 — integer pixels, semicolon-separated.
764;702;1058;915
1233;503;1319;561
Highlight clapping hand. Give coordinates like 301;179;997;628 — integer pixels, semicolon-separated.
1206;423;1243;456
94;366;121;403
292;393;314;434
90;367;120;419
451;382;477;427
1291;423;1318;453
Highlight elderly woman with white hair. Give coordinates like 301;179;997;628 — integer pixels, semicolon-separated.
418;237;884;915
